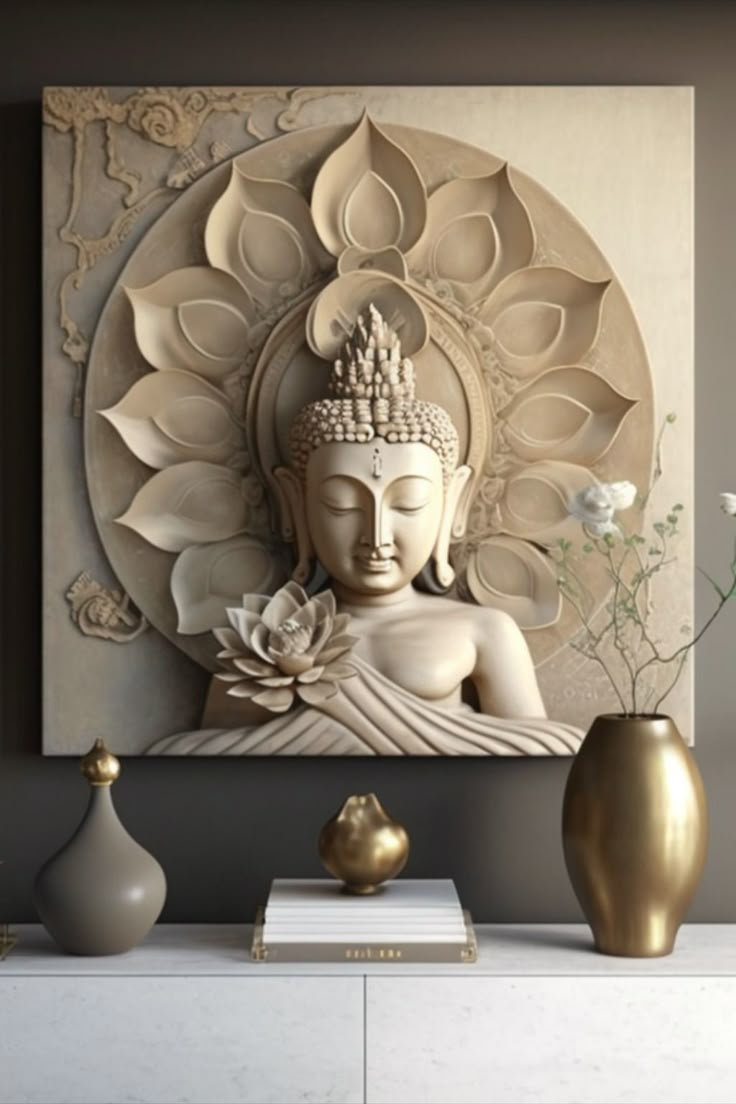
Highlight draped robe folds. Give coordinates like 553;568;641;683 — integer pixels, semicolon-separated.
146;655;585;756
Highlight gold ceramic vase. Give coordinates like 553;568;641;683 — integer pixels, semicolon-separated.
562;714;708;957
318;793;410;894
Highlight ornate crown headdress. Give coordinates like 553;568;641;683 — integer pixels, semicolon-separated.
289;304;459;480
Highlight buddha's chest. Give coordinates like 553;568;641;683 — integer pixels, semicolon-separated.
349;615;476;702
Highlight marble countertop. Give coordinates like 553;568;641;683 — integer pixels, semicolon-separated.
4;923;736;977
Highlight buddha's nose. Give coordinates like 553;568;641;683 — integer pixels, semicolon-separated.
366;499;393;553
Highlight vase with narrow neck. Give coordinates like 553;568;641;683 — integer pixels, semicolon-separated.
318;793;410;894
562;714;708;957
34;739;167;955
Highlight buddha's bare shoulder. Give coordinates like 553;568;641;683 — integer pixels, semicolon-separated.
413;592;521;636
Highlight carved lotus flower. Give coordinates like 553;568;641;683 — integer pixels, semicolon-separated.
214;582;358;713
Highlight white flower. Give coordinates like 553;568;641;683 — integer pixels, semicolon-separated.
606;481;637;510
568;481;638;536
213;581;358;713
720;492;736;516
568;485;618;536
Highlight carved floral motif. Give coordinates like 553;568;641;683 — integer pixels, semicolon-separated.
65;572;148;643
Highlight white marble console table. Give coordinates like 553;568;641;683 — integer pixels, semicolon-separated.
2;924;736;1104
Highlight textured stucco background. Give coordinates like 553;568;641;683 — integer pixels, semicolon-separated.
1;0;735;922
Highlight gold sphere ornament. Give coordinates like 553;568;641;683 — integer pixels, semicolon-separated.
80;738;121;786
318;793;410;894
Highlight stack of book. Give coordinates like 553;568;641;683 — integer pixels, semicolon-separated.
252;878;476;962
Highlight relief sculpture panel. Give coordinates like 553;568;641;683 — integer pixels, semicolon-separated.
42;86;693;754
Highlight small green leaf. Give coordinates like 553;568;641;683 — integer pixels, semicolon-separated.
582;543;593;554
666;412;678;423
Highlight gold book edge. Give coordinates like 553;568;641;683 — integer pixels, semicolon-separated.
0;925;17;962
251;907;477;964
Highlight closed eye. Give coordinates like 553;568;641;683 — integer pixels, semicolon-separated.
393;503;430;515
320;502;360;515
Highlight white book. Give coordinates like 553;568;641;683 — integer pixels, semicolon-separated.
263;879;467;945
265;931;466;944
264;922;465;931
267;879;461;910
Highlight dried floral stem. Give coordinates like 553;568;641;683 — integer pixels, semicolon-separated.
556;415;736;716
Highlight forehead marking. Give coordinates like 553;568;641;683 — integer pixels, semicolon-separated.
371;447;382;480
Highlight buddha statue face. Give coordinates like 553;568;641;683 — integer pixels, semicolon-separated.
305;441;445;598
275;305;472;599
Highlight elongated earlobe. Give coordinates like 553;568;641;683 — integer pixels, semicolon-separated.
432;465;473;588
273;467;315;586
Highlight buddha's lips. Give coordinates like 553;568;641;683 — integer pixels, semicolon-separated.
356;556;394;573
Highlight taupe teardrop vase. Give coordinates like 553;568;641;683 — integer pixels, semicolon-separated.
34;740;167;955
562;715;708;957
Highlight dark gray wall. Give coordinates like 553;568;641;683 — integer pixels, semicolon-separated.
2;0;736;923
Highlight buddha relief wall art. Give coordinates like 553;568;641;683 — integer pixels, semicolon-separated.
42;86;693;755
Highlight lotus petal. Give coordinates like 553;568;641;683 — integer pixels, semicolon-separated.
226;604;269;644
311;114;427;257
499;366;638;465
233;656;275;678
249;621;273;662
227;604;268;644
322;662;357;681
408;166;535;304
250;687;295;712
226;606;264;645
296;665;326;684
171;535;287;635
498;460;597;546
205;166;330;307
306;271;429;361
115;461;248;553
100;370;245;470
318;635;359;665
478;266;611;379
296;681;339;706
125;267;254;382
242;593;271;615
261;584;306;632
313;589;337;620
337;246;408;280
466;536;561;630
220;680;261;698
257;674;298;688
291;599;319;632
213;626;241;651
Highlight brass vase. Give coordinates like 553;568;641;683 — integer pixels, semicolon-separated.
318;793;409;894
562;714;708;957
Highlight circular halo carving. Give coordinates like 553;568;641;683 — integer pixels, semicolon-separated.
84;118;653;671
